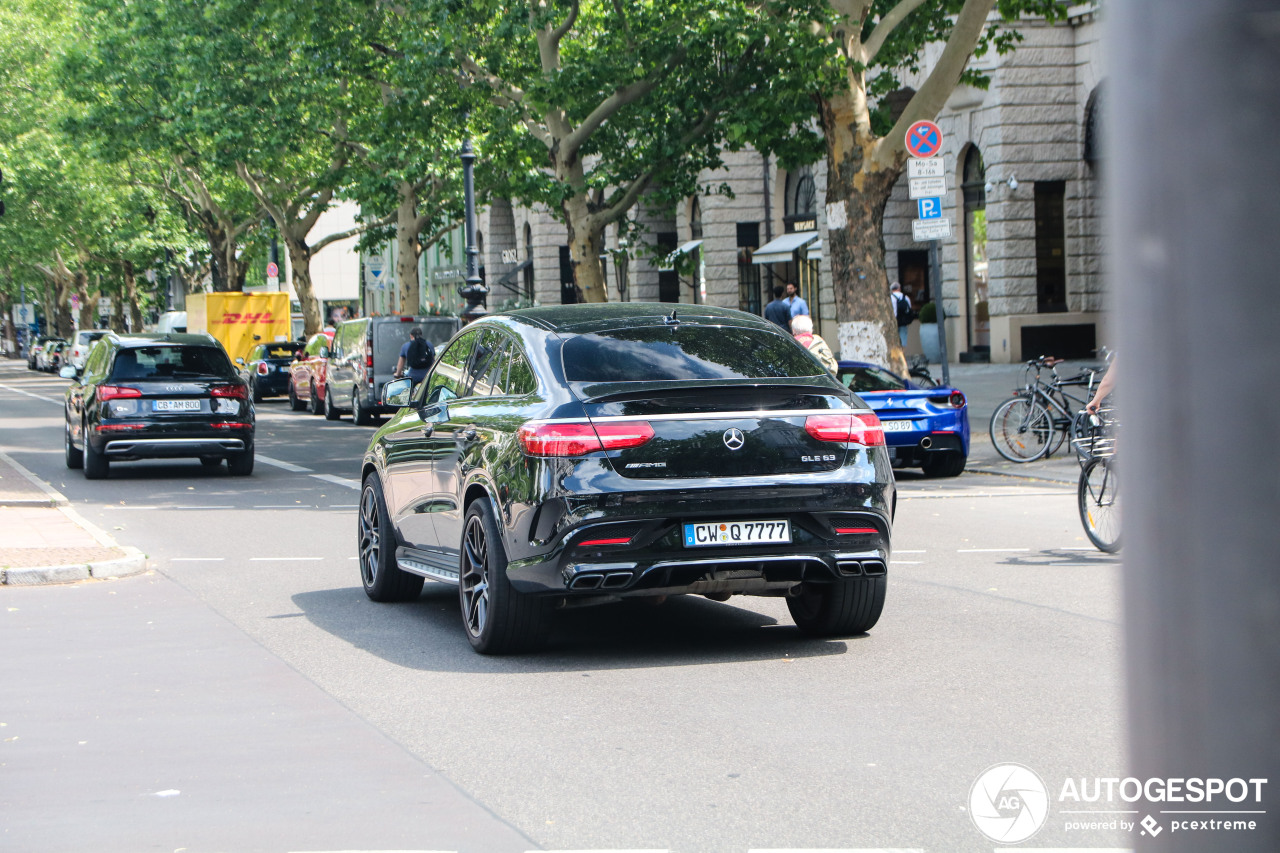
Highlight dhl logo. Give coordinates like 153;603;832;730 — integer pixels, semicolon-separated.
217;312;276;325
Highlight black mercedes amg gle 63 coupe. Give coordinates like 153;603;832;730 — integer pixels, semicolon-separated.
357;304;895;654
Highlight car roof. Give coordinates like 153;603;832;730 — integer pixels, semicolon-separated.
107;332;223;348
501;303;776;334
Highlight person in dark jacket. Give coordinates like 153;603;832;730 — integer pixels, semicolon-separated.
764;285;792;331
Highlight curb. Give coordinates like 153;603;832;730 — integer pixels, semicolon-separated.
0;452;149;586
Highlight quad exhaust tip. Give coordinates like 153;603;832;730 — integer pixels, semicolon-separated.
837;559;887;577
569;571;634;591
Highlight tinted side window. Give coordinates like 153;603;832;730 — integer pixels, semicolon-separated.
561;326;822;382
85;341;110;378
425;329;478;405
305;334;328;357
464;329;507;397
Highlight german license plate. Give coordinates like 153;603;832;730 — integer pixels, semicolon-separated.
880;420;915;432
154;399;201;412
683;519;791;548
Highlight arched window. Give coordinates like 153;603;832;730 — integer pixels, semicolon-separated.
784;166;817;232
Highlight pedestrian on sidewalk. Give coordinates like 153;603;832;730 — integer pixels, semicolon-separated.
764;285;792;331
891;281;915;348
791;314;837;375
785;281;809;319
394;327;434;386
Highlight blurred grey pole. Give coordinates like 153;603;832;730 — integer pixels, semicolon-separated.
1112;2;1279;849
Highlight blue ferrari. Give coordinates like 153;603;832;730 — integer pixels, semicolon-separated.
835;360;970;477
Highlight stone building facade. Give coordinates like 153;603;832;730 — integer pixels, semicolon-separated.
392;5;1103;365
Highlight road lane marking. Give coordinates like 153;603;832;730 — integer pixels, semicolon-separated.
0;383;62;405
170;558;225;562
311;473;360;489
956;548;1031;553
894;549;927;553
256;455;313;473
250;557;323;561
749;849;927;852
329;504;358;509
104;506;161;510
174;505;235;510
254;505;311;509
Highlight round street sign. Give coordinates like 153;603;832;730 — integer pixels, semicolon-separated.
266;262;279;278
905;120;944;159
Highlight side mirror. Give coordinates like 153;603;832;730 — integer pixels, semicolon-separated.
235;357;245;365
59;365;77;379
381;377;413;408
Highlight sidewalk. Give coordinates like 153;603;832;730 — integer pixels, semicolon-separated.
0;452;147;585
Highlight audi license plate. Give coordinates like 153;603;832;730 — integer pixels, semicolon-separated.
880;420;915;432
683;519;791;548
154;400;201;412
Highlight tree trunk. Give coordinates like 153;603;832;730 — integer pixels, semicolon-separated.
396;183;421;316
284;235;324;337
563;198;607;303
122;261;144;332
207;221;246;293
821;95;908;376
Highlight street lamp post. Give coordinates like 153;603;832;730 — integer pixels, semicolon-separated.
458;135;488;323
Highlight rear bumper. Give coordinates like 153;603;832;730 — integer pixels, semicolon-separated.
102;436;249;457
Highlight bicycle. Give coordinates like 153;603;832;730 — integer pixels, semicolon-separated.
906;354;939;389
989;355;1107;463
1073;404;1119;552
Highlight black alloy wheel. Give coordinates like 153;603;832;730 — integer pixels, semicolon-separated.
324;386;341;420
459;500;553;655
64;420;83;470
288;382;306;411
358;474;424;602
786;576;886;636
82;419;109;480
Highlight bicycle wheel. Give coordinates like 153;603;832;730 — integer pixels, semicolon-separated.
990;396;1057;462
1078;457;1120;553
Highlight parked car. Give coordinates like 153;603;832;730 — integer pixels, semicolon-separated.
358;304;895;654
44;341;70;373
834;360;970;478
237;340;303;402
69;329;111;370
325;315;461;425
287;329;335;414
29;337;63;371
62;332;254;479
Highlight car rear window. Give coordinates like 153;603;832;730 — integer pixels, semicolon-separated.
561;326;823;382
264;343;302;360
374;322;415;370
836;365;907;392
109;346;236;381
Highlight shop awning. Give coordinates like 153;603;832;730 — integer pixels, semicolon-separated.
751;231;820;265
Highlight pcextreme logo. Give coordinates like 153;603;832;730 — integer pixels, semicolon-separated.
217;312;275;325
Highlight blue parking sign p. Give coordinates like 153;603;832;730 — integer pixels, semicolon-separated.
917;197;943;220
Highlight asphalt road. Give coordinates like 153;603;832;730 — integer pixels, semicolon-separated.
0;360;1128;853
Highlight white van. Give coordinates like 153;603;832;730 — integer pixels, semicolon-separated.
155;311;187;334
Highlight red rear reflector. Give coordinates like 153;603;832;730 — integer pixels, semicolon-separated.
517;420;654;456
835;527;877;535
211;422;251;429
401;316;413;322
578;537;632;547
804;413;885;446
96;423;144;432
98;386;142;401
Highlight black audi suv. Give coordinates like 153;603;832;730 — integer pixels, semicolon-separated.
63;332;255;478
358;304;895;654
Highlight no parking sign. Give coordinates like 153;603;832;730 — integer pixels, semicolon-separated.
905;120;944;159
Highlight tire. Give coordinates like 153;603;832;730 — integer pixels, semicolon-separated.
921;451;966;478
308;383;324;416
352;389;375;426
358;474;424;602
324;386;341;420
787;576;886;636
83;426;109;480
64;420;83;470
251;378;264;404
990;396;1056;463
1078;457;1120;553
226;447;254;476
459;499;553;655
200;456;223;470
288;381;306;411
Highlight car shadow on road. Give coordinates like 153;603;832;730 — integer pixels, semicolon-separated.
292;584;855;673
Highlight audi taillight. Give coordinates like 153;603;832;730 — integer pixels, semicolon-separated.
517;420;654;457
210;384;247;399
98;386;142;401
804;413;885;446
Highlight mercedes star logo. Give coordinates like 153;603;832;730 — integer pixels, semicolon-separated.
723;428;745;450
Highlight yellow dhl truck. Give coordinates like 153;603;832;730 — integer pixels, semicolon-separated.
185;293;292;365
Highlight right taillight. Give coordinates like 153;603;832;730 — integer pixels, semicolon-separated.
98;385;143;401
517;420;654;457
805;413;885;446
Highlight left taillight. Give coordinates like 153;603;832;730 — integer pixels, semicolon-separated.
98;386;142;401
804;412;885;446
256;363;269;376
517;420;654;457
210;384;247;399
